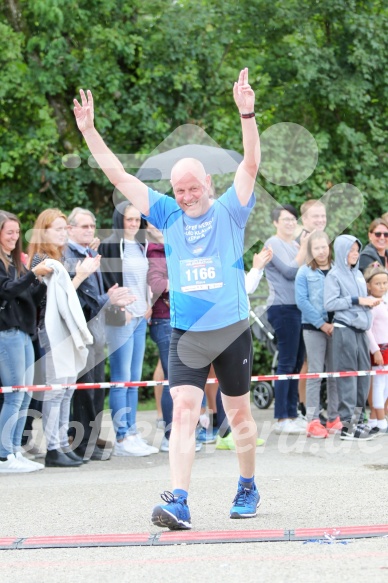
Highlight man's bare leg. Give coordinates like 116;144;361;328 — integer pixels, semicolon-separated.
151;384;203;530
221;392;257;478
169;385;204;491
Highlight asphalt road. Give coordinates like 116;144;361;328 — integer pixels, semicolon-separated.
1;404;388;583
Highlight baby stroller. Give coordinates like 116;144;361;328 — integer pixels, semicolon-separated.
250;305;277;409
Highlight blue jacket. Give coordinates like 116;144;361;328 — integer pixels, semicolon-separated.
323;235;371;331
295;264;330;329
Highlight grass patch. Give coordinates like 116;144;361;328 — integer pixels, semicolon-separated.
104;394;156;412
138;398;157;411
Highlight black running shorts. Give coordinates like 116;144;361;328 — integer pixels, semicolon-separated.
168;319;253;397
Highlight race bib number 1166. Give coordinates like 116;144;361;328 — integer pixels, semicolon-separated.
180;256;223;292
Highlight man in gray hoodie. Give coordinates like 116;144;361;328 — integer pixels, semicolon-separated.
324;235;380;440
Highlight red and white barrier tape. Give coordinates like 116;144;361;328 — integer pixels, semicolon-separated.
0;369;388;393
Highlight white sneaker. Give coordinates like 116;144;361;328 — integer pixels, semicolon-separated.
132;434;159;454
274;419;305;435
274;421;285;434
113;436;152;457
15;452;44;471
22;440;45;458
159;436;202;453
293;414;308;429
195;441;203;452
0;453;38;473
156;418;165;430
112;440;127;457
160;436;170;452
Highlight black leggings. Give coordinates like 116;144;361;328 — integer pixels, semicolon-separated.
168;320;253;397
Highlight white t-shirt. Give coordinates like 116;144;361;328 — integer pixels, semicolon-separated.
122;240;149;317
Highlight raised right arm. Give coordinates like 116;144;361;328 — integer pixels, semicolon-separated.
74;89;149;215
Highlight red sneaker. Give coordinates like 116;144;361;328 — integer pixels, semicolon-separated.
306;419;328;439
326;417;342;434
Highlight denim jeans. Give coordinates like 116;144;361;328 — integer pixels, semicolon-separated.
0;329;34;457
267;304;305;420
106;316;147;440
149;318;173;439
21;338;44;446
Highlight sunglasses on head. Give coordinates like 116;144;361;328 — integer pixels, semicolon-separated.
372;232;388;238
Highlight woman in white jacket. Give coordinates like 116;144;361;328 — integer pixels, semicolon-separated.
28;208;98;468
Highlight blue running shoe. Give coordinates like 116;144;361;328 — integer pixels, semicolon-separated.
196;426;218;444
230;483;261;519
152;491;192;530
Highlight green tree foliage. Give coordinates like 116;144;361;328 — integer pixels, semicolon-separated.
2;0;387;231
248;0;388;241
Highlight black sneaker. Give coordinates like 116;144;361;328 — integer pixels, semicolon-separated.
340;426;354;441
353;424;376;440
368;426;380;437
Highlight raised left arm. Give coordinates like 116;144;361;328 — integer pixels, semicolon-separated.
233;68;261;206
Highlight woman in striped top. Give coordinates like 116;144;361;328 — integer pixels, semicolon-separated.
99;201;157;457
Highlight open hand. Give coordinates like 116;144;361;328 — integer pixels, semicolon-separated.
75;255;101;280
73;89;95;134
108;284;137;307
359;297;381;308
233;68;255;114
253;246;273;270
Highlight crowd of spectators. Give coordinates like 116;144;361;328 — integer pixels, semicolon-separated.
0;201;387;473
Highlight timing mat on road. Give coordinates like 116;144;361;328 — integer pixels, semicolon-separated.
1;525;388;550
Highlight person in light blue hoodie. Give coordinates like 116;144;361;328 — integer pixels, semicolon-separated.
323;235;380;440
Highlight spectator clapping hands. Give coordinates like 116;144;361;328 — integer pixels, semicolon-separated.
252;246;273;271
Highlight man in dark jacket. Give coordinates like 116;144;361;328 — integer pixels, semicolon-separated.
64;207;133;461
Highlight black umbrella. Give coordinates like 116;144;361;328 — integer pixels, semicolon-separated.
136;144;243;181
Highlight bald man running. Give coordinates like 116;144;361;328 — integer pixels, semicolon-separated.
73;68;261;530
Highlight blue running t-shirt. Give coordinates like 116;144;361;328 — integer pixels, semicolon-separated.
143;185;255;332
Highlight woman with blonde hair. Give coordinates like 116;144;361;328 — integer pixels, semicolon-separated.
295;231;341;438
0;211;51;473
28;208;99;468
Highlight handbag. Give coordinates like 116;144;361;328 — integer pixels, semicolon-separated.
105;305;126;326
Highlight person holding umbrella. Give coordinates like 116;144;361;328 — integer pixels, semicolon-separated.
73;68;260;530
